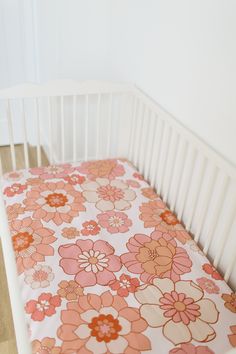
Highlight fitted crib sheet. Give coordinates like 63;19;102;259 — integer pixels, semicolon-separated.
1;159;236;354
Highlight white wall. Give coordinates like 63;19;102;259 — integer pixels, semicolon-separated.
35;0;112;82
109;0;236;166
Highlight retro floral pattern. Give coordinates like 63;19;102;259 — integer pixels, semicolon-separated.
10;217;56;274
57;291;151;353
2;159;235;354
23;181;86;225
121;231;192;283
81;178;136;211
135;278;219;345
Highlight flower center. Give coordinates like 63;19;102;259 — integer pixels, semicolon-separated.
98;185;124;202
174;301;186;311
36;300;50;312
109;216;124;227
33;270;48;282
45;166;63;174
45;193;68;207
160;210;179;225
78;250;108;273
12;232;34;252
88;314;122;343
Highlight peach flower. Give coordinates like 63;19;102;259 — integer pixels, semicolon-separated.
81;178;136;212
57;280;84;301
32;337;61;354
57;291;151;353
222;293;236;313
61;227;80;239
59;239;122;287
139;200;191;244
141;187;158;200
4;183;27;197
26;293;61;321
4;171;23;181
196;277;220;294
77;159;125;180
202;264;223;280
6;203;25;221
97;211;132;234
169;343;214;354
81;220;101;236
121;231;192;283
30;163;75;179
135;278;219;345
126;179;140;188
10;217;56;274
228;325;236;347
109;273;140;297
23;181;86;226
24;264;54;289
63;174;85;185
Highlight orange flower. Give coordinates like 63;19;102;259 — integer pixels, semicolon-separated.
32;337;61;354
6;203;25;221
78;159;125;180
61;227;80;239
81;220;100;236
202;263;223;280
89;314;122;343
139;200;191;244
222;293;236;313
228;325;236;347
57;280;84;301
141;187;158;200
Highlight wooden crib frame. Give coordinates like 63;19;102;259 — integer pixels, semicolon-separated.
0;80;236;354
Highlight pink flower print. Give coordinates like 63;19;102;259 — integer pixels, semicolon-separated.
29;163;75;179
97;211;132;234
59;239;122;287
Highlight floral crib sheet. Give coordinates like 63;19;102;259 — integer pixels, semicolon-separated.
1;159;236;354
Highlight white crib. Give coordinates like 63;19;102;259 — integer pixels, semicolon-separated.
0;80;236;354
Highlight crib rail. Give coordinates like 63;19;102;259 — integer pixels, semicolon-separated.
0;80;236;354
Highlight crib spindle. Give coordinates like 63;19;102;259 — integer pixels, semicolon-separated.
139;105;149;174
106;93;113;157
128;96;138;162
162;128;177;203
203;176;229;255
22;100;29;169
133;101;144;168
144;111;157;180
60;96;65;162
225;245;236;282
7;100;16;171
177;145;196;221
73;95;77;163
96;94;101;159
47;97;53;164
150;118;164;188
35;98;42;167
85;95;89;161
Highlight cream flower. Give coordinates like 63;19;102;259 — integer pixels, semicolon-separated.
81;178;136;211
135;278;219;345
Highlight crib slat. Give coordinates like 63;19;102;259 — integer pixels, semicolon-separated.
96;94;101;159
150;118;163;188
213;186;235;268
177;145;196;221
48;97;53;164
22;100;29;169
203;176;229;255
194;164;217;243
128;96;138;161
144;111;157;180
0;154;2;176
73;95;77;163
185;154;205;232
35;98;42;167
84;95;89;161
225;245;236;282
106;93;113;157
7;100;16;170
139;106;149;174
61;96;65;162
163;128;177;203
134;101;144;168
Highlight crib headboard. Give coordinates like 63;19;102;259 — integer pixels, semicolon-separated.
0;80;236;354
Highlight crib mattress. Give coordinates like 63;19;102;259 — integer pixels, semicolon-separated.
1;159;236;354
